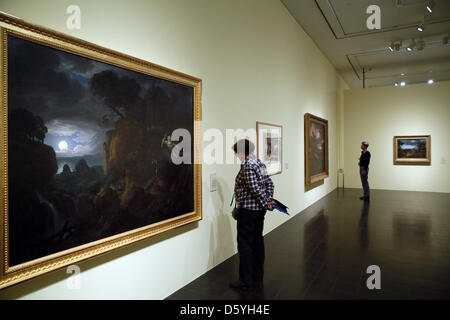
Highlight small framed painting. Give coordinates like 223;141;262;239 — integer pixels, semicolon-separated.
394;135;431;165
256;121;282;175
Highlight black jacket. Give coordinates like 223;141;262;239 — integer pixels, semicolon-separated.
360;150;371;169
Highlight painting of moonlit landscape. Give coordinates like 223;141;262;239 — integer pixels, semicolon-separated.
7;35;194;266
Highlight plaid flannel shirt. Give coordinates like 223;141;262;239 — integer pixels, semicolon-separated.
234;154;274;210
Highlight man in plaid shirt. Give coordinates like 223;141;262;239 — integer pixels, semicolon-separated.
230;139;275;291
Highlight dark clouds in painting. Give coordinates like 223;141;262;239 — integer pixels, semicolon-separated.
8;35;193;160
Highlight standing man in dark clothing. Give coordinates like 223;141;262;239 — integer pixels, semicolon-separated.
359;141;371;201
231;139;275;291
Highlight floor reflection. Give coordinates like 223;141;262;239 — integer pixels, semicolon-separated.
336;187;345;200
303;209;328;262
393;213;431;250
359;201;370;254
302;209;329;298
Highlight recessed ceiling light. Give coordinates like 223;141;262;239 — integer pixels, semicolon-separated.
428;79;434;84
426;0;435;13
417;24;424;32
406;40;416;52
400;81;406;86
387;42;394;52
394;82;399;86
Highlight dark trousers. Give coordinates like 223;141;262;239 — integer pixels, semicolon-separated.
237;208;266;285
360;167;370;199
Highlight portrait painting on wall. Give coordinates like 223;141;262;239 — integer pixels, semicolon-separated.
0;14;202;289
304;113;328;185
393;135;431;165
256;121;282;175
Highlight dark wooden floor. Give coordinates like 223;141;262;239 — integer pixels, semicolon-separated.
167;188;450;300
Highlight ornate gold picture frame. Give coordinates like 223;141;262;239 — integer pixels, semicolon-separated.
0;14;202;289
304;113;328;185
393;135;431;165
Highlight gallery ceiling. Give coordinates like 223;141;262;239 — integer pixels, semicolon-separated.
281;0;450;88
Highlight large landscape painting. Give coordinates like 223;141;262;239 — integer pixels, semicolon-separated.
0;15;201;289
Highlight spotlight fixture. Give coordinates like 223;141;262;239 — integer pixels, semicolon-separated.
417;22;425;32
400;81;406;86
392;40;402;51
387;41;394;52
428;79;434;84
394;82;399;86
406;40;416;52
426;0;435;14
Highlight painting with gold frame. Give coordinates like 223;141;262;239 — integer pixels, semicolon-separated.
304;113;328;185
256;121;282;176
0;14;202;289
393;135;431;165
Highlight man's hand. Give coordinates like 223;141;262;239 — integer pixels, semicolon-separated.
361;170;366;176
267;200;276;211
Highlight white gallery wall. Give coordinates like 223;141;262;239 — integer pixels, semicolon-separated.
343;81;450;193
0;0;348;299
